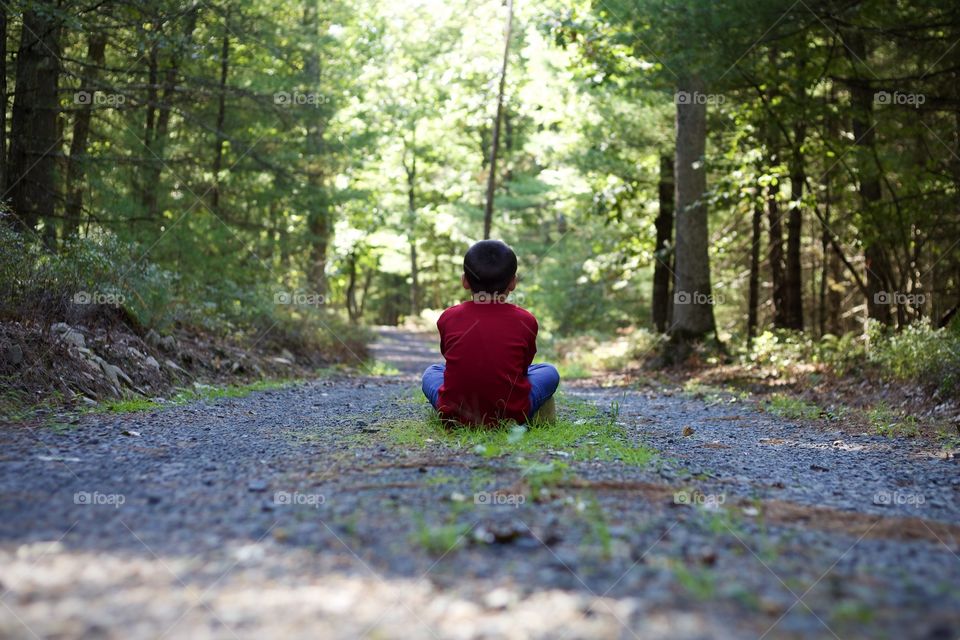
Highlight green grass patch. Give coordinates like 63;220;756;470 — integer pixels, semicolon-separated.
411;518;471;556
763;394;821;420
384;394;655;466
867;403;920;438
671;561;717;600
95;379;297;414
363;360;401;376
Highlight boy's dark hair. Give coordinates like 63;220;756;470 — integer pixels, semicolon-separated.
463;240;517;294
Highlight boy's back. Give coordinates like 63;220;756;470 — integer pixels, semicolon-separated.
421;239;559;426
436;300;537;424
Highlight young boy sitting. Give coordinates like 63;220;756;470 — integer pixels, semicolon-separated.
421;239;560;426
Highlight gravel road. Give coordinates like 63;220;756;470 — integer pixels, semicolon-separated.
1;328;957;639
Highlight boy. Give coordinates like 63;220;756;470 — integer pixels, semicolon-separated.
421;239;560;426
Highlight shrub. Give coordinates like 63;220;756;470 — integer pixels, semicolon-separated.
867;320;960;396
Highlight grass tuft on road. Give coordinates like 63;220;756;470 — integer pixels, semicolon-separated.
384;394;656;466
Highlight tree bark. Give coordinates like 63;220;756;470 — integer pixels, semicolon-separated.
304;0;328;296
141;7;200;220
210;9;230;212
783;123;805;330
845;31;892;326
670;77;716;343
652;152;674;332
0;5;8;196
407;159;420;316
7;1;60;236
482;0;513;239
65;33;107;239
747;197;763;346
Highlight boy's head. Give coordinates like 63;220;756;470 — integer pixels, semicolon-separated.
462;240;517;295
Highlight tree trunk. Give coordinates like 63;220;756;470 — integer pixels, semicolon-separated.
141;8;200;220
0;5;7;196
408;167;419;316
670;77;716;343
210;10;230;212
482;0;513;239
7;1;60;236
766;181;787;327
304;0;328;296
747;197;763;346
346;252;359;323
65;33;107;239
845;31;892;326
652;152;674;332
783;124;805;330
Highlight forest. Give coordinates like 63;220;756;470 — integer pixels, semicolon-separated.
1;2;960;638
3;0;959;354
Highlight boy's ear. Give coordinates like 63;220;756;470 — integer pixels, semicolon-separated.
506;275;517;293
461;273;472;291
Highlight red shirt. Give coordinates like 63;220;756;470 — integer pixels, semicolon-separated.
437;300;538;425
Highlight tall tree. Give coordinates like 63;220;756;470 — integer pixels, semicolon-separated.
671;77;716;342
482;0;513;239
65;33;107;238
7;0;61;237
652;152;673;332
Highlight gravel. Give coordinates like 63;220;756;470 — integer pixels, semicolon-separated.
0;329;957;639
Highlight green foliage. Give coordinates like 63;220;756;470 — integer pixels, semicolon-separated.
867;403;920;438
763;394;822;421
867;321;960;395
411;517;470;556
96;380;297;414
385;395;655;466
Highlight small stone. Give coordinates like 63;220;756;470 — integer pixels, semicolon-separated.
1;343;23;365
682;426;695;436
248;480;268;492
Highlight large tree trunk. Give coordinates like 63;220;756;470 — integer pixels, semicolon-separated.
65;33;107;239
652;152;674;333
670;78;716;343
482;0;513;239
783;124;805;330
7;1;60;236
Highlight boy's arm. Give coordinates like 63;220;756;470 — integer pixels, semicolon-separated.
437;311;449;356
524;316;538;368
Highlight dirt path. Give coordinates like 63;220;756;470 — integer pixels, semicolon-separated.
0;329;957;639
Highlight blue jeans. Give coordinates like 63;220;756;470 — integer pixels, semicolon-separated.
421;363;560;419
